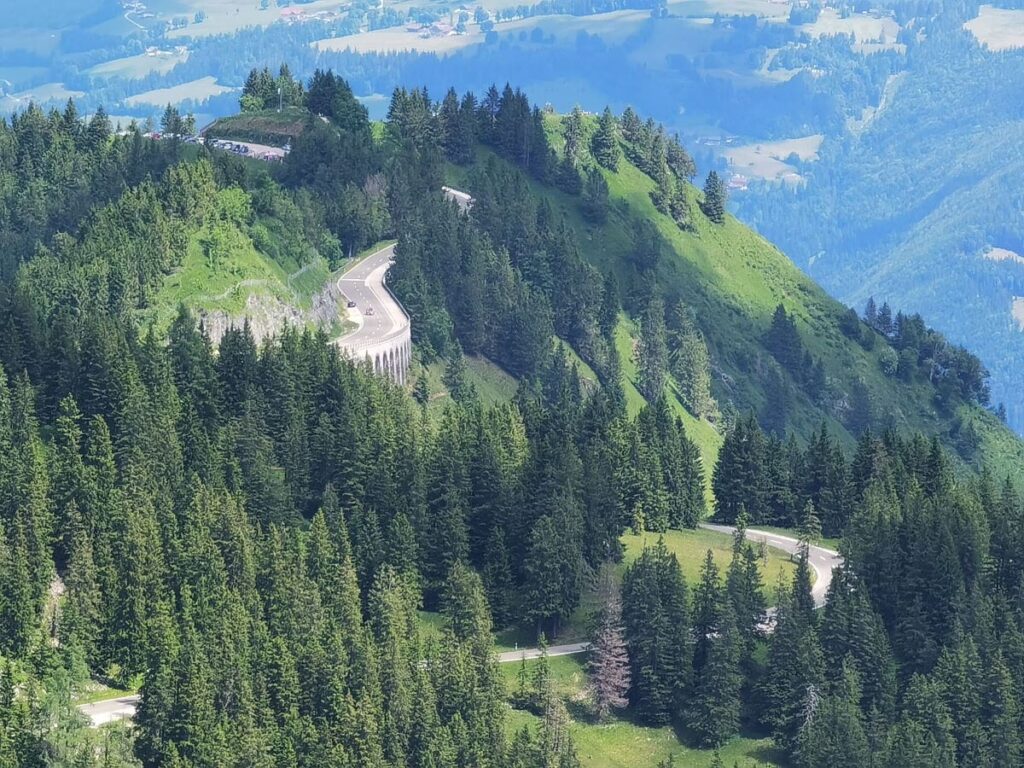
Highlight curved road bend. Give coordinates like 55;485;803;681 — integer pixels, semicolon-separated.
78;695;140;727
334;243;408;356
79;246;413;729
700;523;842;609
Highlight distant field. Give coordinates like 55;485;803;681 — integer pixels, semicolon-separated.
724;134;823;182
5;82;85;108
667;0;788;18
802;7;900;44
626;17;725;69
161;0;345;39
317;25;483;55
125;76;234;106
316;9;651;55
964;5;1024;51
89;48;190;79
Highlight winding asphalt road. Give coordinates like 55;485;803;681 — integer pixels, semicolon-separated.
699;523;841;609
79;247;415;729
334;243;408;357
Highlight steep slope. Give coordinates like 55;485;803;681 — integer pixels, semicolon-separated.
739;31;1024;434
445;114;1024;478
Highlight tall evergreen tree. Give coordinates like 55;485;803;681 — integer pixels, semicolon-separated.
587;568;631;721
591;107;621;171
701;171;726;224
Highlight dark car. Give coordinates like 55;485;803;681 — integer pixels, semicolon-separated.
347;300;357;308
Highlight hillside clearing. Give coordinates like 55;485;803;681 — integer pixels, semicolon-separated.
964;5;1024;51
89;48;189;79
621;527;799;586
505;656;782;768
801;8;901;45
125;76;234;107
724;134;823;183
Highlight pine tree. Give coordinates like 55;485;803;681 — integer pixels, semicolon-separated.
588;569;630;721
760;575;825;754
669;302;716;420
726;515;767;659
795;664;870;768
687;605;742;746
591;107;621;171
877;302;893;337
442;560;492;644
581;167;610;223
621;539;690;725
637;297;668;402
701;171;726;224
562;106;586;169
863;297;878;328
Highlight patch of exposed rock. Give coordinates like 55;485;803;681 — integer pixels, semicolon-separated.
198;272;347;347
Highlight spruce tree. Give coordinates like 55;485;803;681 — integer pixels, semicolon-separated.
591;107;621;171
621;539;690;725
795;664;870;768
701;170;726;224
687;605;742;746
637;297;668;402
588;569;631;721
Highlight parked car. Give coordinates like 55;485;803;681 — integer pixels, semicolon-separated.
347;300;357;308
365;306;375;316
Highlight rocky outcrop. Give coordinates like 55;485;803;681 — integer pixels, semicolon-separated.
197;271;348;347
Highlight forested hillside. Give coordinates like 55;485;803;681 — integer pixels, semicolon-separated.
1;71;1024;767
736;2;1024;434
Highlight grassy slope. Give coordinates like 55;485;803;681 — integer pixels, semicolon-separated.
202;107;310;145
621;527;797;587
503;655;782;768
142;214;331;335
446;122;1024;478
490;525;796;655
422;355;521;407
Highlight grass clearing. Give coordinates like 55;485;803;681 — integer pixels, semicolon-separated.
466;356;521;403
420;354;519;408
125;76;234;107
801;8;901;45
504;654;783;768
88;48;189;79
9;82;84;106
494;525;795;652
724;134;823;183
500;653;589;700
203;107;310;144
964;5;1024;51
621;527;799;587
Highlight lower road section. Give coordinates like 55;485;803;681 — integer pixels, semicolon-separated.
78;695;140;727
699;523;841;608
76;524;841;726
